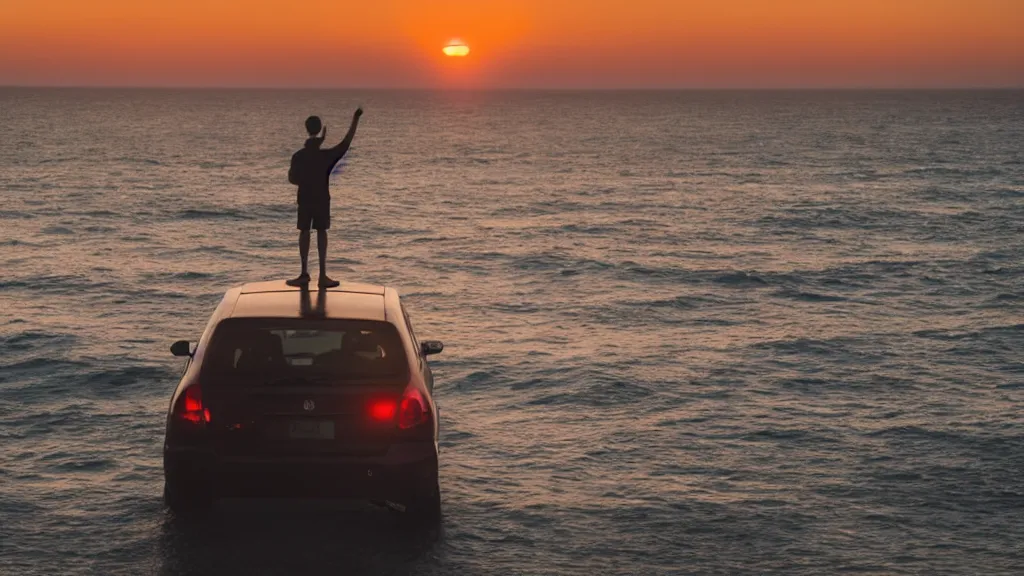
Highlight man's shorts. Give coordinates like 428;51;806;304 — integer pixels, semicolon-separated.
297;201;330;231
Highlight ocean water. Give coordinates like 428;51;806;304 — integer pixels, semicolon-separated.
0;89;1022;575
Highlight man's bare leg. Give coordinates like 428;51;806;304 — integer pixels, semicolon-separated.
286;230;312;286
317;229;339;288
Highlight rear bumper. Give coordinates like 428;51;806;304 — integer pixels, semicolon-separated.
164;442;438;500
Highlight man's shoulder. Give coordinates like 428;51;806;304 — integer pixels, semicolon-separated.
292;146;331;160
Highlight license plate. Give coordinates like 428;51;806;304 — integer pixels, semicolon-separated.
288;420;335;440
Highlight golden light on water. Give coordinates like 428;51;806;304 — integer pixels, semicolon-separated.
443;41;470;57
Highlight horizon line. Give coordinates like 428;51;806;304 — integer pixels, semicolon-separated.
2;84;1023;91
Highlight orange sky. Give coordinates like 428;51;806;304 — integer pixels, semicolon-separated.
0;0;1021;88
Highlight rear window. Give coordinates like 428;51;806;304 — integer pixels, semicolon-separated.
203;318;409;384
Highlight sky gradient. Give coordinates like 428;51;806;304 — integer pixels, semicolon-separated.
1;0;1022;88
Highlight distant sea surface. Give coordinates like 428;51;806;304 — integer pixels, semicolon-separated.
1;89;1022;575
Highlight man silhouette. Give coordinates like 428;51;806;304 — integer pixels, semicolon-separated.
286;108;363;288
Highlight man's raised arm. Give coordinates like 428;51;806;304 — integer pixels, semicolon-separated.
328;108;364;164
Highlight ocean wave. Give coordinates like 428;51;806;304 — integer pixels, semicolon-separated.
0;239;43;247
40;226;75;235
740;427;841;444
408;235;454;244
902;166;1005;178
622;294;734;310
0;210;35;219
750;336;868;357
139;271;216;282
77;365;177;393
525;380;653;407
771;289;848;302
178;208;253;220
115;157;162;165
2;331;78;351
713;271;770;287
158;245;247;257
556;223;619;235
48;458;118;473
0;357;92;377
912;324;1023;342
0;274;111;293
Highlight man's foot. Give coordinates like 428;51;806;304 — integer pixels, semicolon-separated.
286;273;310;287
318;275;340;288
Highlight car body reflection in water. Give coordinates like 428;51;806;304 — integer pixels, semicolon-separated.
156;500;446;575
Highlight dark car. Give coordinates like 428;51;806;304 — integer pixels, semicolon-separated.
163;280;444;521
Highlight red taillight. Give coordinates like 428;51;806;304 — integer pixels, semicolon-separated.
368;399;397;421
175;384;210;425
398;387;429;430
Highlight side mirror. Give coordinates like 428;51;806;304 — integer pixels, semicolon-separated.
421;340;444;356
170;340;193;357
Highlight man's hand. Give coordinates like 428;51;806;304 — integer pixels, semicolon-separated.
320;126;327;139
354;107;363;119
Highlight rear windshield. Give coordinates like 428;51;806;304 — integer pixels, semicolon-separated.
203;318;409;385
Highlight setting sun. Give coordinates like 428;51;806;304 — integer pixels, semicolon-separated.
443;41;470;57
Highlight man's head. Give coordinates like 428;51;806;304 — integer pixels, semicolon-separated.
305;115;322;136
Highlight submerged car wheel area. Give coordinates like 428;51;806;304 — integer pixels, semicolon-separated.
163;280;444;524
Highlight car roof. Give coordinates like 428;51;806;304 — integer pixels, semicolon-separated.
226;280;390;321
238;280;385;296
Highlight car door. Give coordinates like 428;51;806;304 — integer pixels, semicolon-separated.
401;302;433;394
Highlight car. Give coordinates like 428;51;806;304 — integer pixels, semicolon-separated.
162;279;444;522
